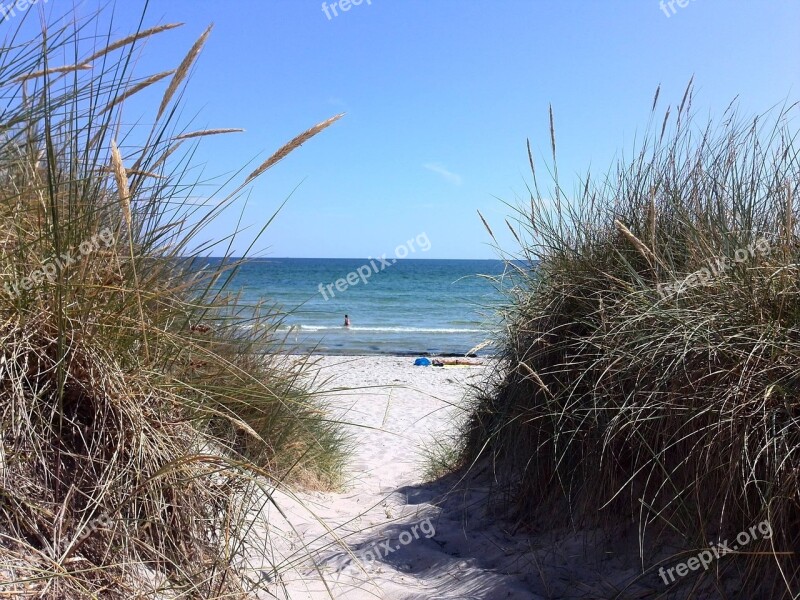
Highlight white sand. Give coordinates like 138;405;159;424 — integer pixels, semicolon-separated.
242;356;664;600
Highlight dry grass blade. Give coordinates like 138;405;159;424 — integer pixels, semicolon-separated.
111;142;149;361
99;167;166;180
85;23;185;62
648;188;657;244
244;113;344;185
125;169;166;179
660;106;671;141
614;219;657;267
150;141;185;172
477;209;496;242
157;24;214;121
518;361;552;398
467;340;493;356
506;219;522;246
786;182;793;249
101;70;175;114
13;63;92;82
526;138;535;176
679;76;695;115
110;140;131;226
175;128;244;140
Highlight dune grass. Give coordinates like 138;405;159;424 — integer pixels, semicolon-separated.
463;85;800;597
0;7;345;598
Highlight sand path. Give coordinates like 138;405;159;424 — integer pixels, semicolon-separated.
247;356;659;600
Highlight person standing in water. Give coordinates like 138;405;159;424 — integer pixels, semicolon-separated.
343;314;351;327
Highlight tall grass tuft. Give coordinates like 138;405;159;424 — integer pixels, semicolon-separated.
463;85;800;597
0;7;344;597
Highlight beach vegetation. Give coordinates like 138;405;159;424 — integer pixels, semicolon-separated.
0;6;345;597
462;84;800;597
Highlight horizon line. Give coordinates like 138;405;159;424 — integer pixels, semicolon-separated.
198;256;508;261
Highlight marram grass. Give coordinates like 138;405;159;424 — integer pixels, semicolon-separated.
0;7;344;598
464;86;800;598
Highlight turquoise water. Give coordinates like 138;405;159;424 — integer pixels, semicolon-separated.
219;258;508;355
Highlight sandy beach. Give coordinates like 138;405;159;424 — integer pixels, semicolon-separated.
241;356;664;600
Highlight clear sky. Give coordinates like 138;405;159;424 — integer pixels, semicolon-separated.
8;0;800;258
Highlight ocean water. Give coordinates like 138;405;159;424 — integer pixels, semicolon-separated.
219;258;508;356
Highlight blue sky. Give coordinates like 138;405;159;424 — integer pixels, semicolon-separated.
8;0;800;258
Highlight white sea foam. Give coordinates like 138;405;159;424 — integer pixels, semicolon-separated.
279;325;485;334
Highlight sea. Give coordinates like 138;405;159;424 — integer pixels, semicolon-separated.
216;258;511;356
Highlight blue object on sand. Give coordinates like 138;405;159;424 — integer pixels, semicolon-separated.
414;357;431;366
